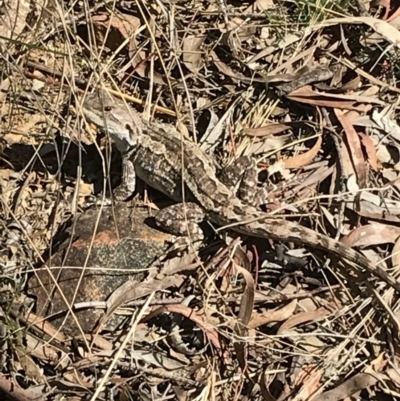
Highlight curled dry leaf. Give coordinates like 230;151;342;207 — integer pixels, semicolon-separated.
284;135;322;169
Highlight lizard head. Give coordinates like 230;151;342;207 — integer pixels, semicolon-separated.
82;91;141;153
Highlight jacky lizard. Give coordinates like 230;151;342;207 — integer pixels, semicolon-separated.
82;91;400;293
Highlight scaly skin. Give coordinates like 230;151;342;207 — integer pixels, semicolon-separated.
82;91;400;293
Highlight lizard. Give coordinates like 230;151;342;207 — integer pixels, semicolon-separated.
81;90;400;294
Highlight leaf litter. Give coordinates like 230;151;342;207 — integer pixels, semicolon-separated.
2;0;400;400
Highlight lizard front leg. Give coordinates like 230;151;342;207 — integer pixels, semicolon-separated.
154;202;205;243
114;154;136;200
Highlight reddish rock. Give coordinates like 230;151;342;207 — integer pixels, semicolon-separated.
28;203;170;335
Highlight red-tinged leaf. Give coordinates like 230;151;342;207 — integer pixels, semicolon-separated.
359;133;380;171
334;109;367;188
284;135;322;169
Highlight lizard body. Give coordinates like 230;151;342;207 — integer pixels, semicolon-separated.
82;91;400;293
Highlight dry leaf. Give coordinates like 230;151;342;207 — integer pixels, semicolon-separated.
0;0;32;39
312;372;378;401
292;365;323;401
341;222;400;247
244;121;310;137
142;304;220;349
334;109;367;188
182;34;206;73
359;133;379;171
385;368;400;388
231;264;255;370
248;300;297;329
211;50;264;83
278;307;330;334
371;108;400;143
91;12;141;53
392;236;400;269
287;86;380;111
284;135;322;169
311;16;400;50
97;276;182;332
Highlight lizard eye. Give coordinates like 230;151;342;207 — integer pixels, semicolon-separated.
104;106;112;111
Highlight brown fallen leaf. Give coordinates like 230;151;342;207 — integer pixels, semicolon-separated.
337;75;361;92
96;275;184;333
312;372;378;401
340;222;400;247
379;0;390;20
4;114;46;145
24;311;69;343
292;365;323;401
385;368;400;388
357;210;400;224
182;34;206;73
359;132;379;171
392;236;400;269
231;264;255;370
284;135;322;169
287;86;384;111
388;6;400;23
211;50;265;83
0;0;32;40
0;375;46;401
334;109;367;188
311;16;400;50
244;121;312;137
248;299;297;329
234;264;255;330
277;307;331;334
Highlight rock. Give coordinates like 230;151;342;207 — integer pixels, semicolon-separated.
28;203;171;335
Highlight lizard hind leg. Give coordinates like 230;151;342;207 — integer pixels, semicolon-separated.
219;156;266;206
154;202;205;244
